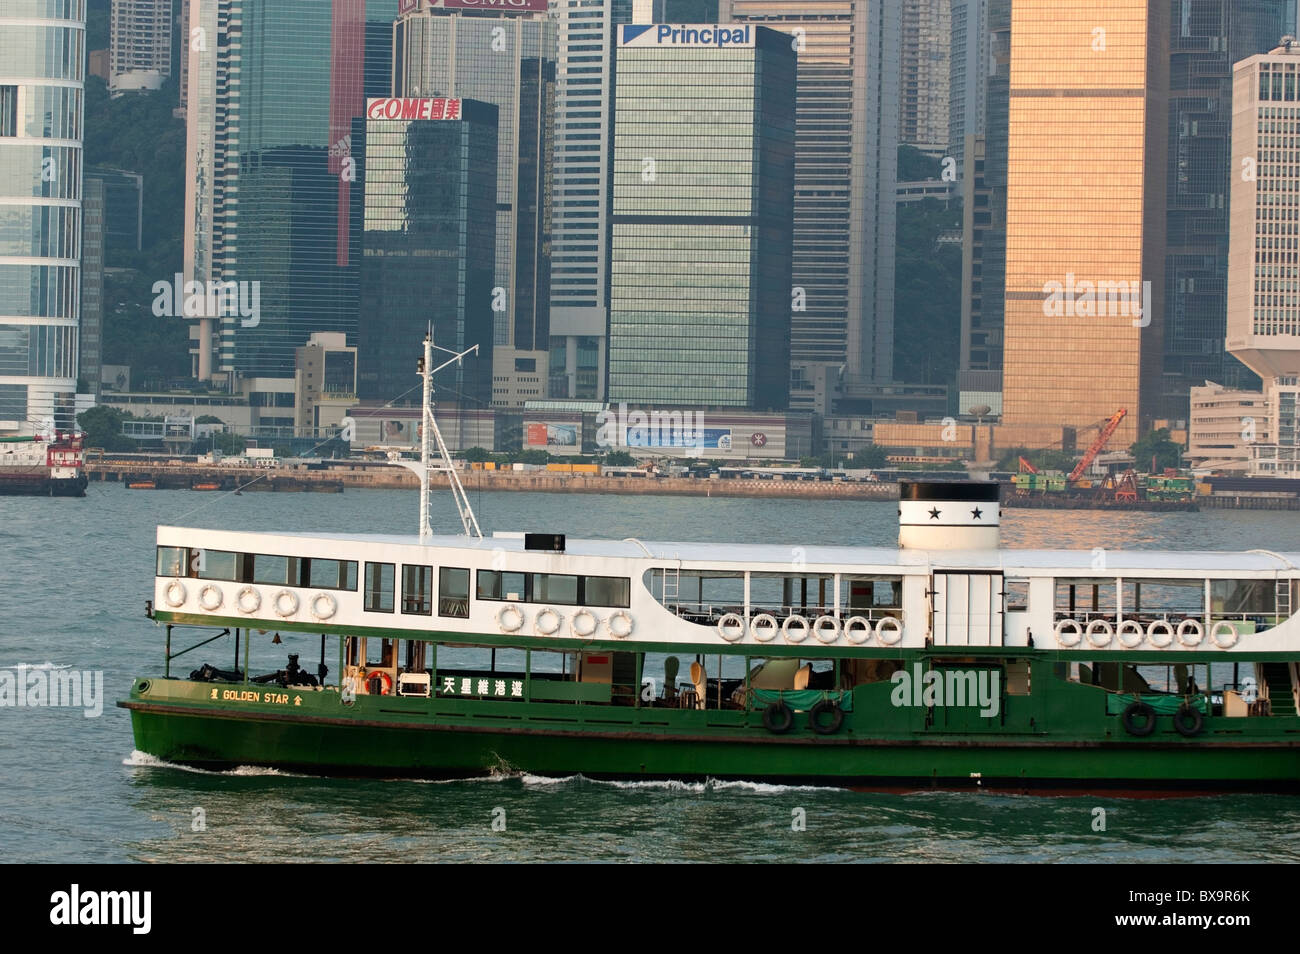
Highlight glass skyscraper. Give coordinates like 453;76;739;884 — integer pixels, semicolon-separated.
357;97;498;407
607;23;794;409
0;0;85;430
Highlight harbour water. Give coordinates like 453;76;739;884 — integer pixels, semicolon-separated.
4;483;1300;863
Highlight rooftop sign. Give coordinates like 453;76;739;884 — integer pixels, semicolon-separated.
619;23;754;48
366;98;463;121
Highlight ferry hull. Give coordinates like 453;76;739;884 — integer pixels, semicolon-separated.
0;473;87;496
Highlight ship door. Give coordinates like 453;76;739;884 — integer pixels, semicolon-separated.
930;571;1004;646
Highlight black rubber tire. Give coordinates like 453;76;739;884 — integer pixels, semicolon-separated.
1173;703;1204;737
762;701;795;734
808;700;845;735
1121;701;1158;737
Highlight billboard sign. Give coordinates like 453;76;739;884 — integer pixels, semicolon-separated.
624;426;732;450
366;98;463;121
403;0;547;11
619;23;754;48
526;422;580;448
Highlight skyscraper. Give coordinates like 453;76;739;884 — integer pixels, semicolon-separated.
0;0;84;430
948;0;987;171
79;167;143;400
899;0;949;154
999;0;1169;450
724;0;898;412
394;2;555;356
110;0;174;96
607;23;795;409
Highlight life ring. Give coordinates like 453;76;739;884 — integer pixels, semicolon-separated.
497;603;525;633
607;609;634;639
310;591;337;621
782;614;810;644
1146;620;1175;649
535;606;562;636
717;612;745;642
1054;618;1083;648
1176;618;1204;648
875;616;903;645
762;701;794;734
571;608;599;638
164;579;187;608
273;589;299;618
749;613;778;643
364;670;392;696
843;615;872;645
198;583;223;612
1116;620;1145;648
236;585;261;614
808;699;845;735
1210;621;1239;649
1085;619;1113;648
1173;703;1204;737
812;615;841;645
1121;701;1157;737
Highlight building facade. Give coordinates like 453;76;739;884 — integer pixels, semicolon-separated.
725;0;899;412
357;96;498;408
0;0;85;430
607;23;795;409
948;0;987;170
109;0;173;95
1187;380;1270;473
899;0;949;155
999;0;1169;450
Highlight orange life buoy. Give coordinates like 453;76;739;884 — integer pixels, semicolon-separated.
363;670;392;695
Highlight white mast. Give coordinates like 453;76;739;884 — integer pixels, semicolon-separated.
416;331;483;541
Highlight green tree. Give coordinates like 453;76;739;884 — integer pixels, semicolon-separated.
460;446;492;462
603;450;635;466
1130;428;1182;473
516;448;550;465
853;445;890;469
898;144;941;181
76;405;137;452
212;432;247;456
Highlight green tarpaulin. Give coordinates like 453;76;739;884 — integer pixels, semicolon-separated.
750;688;853;712
1105;693;1210;716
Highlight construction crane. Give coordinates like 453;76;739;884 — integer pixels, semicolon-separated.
1067;408;1127;483
1017;456;1038;474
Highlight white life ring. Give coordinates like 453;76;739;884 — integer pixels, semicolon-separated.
1210;620;1239;649
1054;618;1083;648
1085;619;1113;648
782;614;811;644
875;616;903;645
237;585;261;614
198;583;223;612
717;613;745;642
843;615;873;645
497;603;525;634
749;613;779;643
571;608;599;638
812;615;841;644
1116;620;1145;648
310;591;337;621
535;606;562;636
1146;620;1175;649
164;579;187;608
273;589;299;618
1176;618;1205;648
608;609;634;639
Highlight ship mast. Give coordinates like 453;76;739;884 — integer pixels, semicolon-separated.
417;332;482;541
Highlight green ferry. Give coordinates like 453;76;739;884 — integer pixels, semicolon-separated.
119;343;1300;791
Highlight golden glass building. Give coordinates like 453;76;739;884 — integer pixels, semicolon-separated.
999;0;1167;450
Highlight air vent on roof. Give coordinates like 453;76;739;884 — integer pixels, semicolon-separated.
525;533;565;553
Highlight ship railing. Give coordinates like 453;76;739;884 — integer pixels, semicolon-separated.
1053;610;1276;631
670;603;904;625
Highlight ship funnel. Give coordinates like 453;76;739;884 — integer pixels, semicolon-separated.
898;480;1000;550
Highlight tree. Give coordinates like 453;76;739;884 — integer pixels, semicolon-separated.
1130;428;1182;473
603;450;635;466
461;446;492;462
516;448;550;465
76;405;137;452
853;445;890;469
211;432;246;456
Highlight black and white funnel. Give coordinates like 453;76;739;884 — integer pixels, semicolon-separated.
898;480;1001;550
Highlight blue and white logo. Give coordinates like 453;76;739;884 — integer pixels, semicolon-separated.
619;23;753;48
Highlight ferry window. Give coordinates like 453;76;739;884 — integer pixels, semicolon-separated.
477;570;527;601
583;575;631;608
365;562;395;613
1211;579;1275;616
305;558;356;590
252;554;289;586
194;549;239;582
1005;580;1029;611
439;567;470;617
156;546;186;577
365;638;394;668
402;565;433;615
534;573;579;605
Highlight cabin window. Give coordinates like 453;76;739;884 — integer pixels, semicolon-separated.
156;546;186;577
365;638;394;668
439;567;470;617
402;565;433;615
477;570;527;601
193;549;239;582
1005;579;1029;611
583;575;630;608
306;558;357;591
534;573;579;605
1211;579;1275;616
252;554;290;586
365;562;395;613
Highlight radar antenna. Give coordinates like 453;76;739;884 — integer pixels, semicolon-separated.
410;330;482;541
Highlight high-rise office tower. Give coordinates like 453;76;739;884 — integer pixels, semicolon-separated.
357;96;498;406
183;0;394;382
607;23;795;409
999;0;1169;450
948;0;989;171
1227;41;1300;475
0;1;84;430
79;167;144;400
725;0;898;413
1160;1;1291;418
547;0;632;401
899;0;949;155
394;2;554;357
110;0;174;96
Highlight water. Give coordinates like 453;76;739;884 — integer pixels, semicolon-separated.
3;483;1300;862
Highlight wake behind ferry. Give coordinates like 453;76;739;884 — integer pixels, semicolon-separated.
120;340;1300;791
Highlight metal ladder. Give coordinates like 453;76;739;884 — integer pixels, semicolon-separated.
1278;578;1293;622
662;565;680;613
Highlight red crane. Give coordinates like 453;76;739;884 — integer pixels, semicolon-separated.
1067;408;1127;483
1017;456;1038;474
